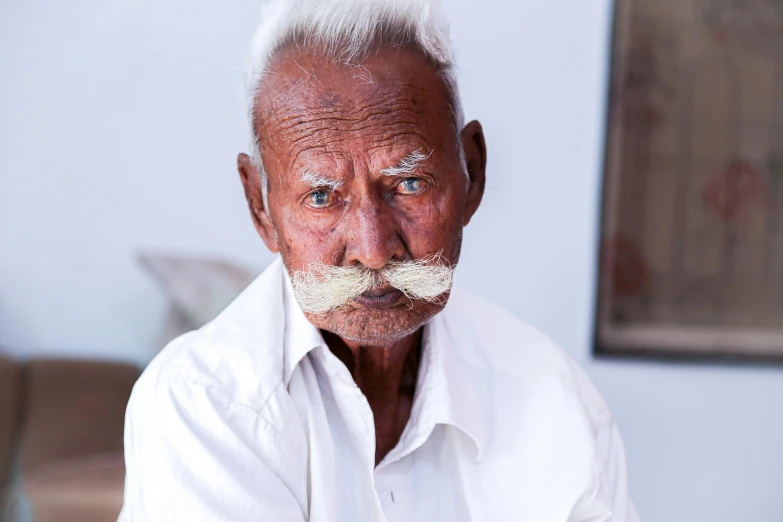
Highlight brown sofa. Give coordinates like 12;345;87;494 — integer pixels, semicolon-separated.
0;356;139;522
0;356;21;514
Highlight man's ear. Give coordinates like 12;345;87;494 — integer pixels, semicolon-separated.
237;153;279;253
460;120;487;226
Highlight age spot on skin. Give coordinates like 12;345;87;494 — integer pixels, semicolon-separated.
320;93;339;108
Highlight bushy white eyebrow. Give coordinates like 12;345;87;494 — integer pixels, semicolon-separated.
380;149;433;177
301;170;343;190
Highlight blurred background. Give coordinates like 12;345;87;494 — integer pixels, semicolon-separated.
1;0;782;521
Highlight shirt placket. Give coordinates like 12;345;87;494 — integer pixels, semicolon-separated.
372;328;440;522
313;347;389;521
374;453;417;522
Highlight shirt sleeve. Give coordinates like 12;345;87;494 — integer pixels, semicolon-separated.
573;415;641;522
567;362;642;522
118;376;306;522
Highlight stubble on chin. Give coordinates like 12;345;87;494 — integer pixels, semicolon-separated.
304;300;446;347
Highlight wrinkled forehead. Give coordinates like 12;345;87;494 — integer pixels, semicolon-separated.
252;46;456;167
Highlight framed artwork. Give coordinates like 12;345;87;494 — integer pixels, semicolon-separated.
596;0;783;360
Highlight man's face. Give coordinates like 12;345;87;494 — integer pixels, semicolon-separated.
239;46;485;346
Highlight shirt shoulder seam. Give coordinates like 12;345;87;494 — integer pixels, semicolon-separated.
150;376;297;453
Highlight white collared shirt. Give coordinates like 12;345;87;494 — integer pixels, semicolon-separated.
119;257;639;521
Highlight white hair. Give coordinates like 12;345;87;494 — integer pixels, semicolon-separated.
381;149;433;177
301;170;344;190
244;0;466;207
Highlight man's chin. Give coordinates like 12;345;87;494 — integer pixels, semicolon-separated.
304;300;446;347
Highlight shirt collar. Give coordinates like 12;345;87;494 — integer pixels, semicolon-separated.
399;307;489;461
277;262;489;458
281;261;325;386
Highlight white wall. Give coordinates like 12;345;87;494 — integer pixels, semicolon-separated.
1;1;781;521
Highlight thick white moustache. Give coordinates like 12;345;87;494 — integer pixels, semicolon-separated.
291;253;454;314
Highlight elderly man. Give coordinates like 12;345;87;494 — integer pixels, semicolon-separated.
120;0;639;520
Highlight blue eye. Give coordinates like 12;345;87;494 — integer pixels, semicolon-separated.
398;178;425;194
308;190;333;208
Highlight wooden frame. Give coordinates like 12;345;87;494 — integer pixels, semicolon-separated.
596;0;783;360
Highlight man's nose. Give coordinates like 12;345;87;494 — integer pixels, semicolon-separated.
343;195;405;270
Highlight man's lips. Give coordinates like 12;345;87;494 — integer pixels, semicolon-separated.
352;288;404;309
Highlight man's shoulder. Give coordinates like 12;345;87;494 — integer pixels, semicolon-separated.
445;290;574;375
442;293;629;519
444;290;610;420
134;329;281;411
132;258;288;413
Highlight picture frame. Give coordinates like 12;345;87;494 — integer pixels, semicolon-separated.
595;0;783;361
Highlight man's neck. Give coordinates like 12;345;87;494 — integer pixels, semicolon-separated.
321;329;422;465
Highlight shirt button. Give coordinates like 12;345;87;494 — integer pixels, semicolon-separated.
378;489;396;504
